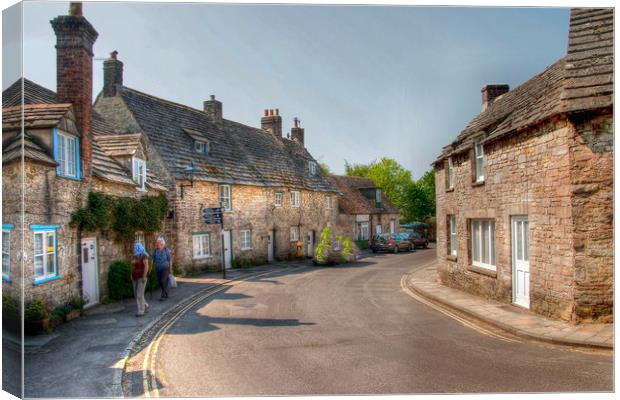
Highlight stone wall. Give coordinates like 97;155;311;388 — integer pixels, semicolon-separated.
435;117;579;321
568;112;613;322
172;180;339;272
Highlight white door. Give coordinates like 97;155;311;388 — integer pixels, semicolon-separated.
512;216;530;309
390;220;395;234
376;224;382;235
267;230;274;262
223;230;232;269
81;238;99;308
307;231;314;258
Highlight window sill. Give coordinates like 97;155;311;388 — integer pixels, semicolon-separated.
472;180;485;187
446;254;457;262
57;174;81;181
33;275;61;285
2;275;11;283
193;255;212;260
240;248;252;251
467;264;497;278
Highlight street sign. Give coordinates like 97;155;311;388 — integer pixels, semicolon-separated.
203;207;223;225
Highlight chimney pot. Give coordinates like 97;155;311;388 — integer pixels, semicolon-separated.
275;108;279;116
103;50;123;97
481;84;509;111
204;95;223;123
69;2;82;16
291;117;305;146
261;108;283;137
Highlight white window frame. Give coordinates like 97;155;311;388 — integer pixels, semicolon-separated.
447;157;454;189
134;231;145;245
275;192;283;207
2;229;10;280
309;161;317;175
291;191;301;208
376;224;382;235
219;184;232;211
192;233;211;259
449;215;457;256
132;157;147;191
290;226;300;242
57;131;78;178
325;195;332;209
195;140;210;154
358;222;369;241
375;189;382;203
474;142;484;182
471;219;495;271
240;230;252;250
33;230;57;281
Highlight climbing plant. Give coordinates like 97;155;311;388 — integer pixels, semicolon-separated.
70;191;169;243
315;227;331;264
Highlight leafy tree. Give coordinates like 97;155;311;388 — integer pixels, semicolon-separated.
318;162;332;174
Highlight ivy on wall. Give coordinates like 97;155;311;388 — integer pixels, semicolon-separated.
70;191;169;243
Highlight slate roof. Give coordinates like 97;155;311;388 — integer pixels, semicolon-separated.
1;78;166;191
2;78;57;107
329;175;400;215
114;86;337;192
436;8;613;164
95;133;142;156
562;8;614;112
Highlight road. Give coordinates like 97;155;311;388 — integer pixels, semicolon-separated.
139;248;612;396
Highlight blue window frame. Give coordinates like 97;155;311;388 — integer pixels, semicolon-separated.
53;128;81;180
31;225;60;284
2;224;14;282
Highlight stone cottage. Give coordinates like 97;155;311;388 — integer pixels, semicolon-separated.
2;3;166;308
93;58;339;272
433;8;613;322
329;175;400;245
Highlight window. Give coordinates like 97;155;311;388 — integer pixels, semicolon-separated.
376;224;382;235
2;227;11;280
192;233;211;259
474;142;484;182
132;157;147;190
447;157;454;189
357;222;369;241
291;191;301;207
309;161;317;175
275;192;283;207
33;230;57;282
290;226;300;242
449;215;457;256
240;230;252;250
325;196;332;209
375;189;382;208
55;130;79;179
471;219;495;270
219;184;232;211
390;220;396;234
134;231;145;245
195;140;209;154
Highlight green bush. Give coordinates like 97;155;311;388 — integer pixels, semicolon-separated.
340;238;353;262
355;240;369;250
68;297;87;311
315;228;331;264
50;304;71;320
108;260;133;300
2;294;19;320
25;298;47;322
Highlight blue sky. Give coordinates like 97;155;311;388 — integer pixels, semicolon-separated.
4;2;570;178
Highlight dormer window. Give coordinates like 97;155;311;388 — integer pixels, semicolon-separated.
375;189;383;209
132;157;147;191
309;161;317;175
474;142;484;182
195;140;210;154
54;129;80;179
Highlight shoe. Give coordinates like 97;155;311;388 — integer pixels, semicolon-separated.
144;304;150;313
136;313;144;317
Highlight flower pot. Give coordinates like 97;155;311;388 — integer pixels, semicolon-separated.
65;310;81;322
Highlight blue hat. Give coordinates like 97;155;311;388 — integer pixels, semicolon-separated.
133;242;148;257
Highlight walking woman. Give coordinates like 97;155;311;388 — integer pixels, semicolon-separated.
153;237;172;301
131;242;150;317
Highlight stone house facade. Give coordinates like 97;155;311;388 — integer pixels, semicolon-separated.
433;8;613;323
329;175;400;245
2;4;166;308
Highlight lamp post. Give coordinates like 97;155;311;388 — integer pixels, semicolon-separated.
179;161;196;199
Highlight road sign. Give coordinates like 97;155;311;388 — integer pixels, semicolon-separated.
203;207;223;225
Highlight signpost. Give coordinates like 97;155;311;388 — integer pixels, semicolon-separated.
203;207;225;278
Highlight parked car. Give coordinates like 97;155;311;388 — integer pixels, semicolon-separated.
402;230;429;249
371;233;413;253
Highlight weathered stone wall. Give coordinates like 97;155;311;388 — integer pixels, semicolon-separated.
2;161;24;303
172;180;339;272
436;117;579;321
568;112;613;322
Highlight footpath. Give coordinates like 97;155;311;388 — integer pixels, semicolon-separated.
5;261;308;398
404;263;613;349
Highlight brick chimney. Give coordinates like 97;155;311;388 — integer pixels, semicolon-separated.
103;50;123;97
481;84;509;111
261;109;282;137
51;2;98;179
291;117;304;146
204;95;223;122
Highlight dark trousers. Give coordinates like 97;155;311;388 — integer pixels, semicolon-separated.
157;268;170;298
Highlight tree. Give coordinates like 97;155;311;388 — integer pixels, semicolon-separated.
319;162;332;174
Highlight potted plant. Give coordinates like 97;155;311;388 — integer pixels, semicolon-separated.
24;298;49;335
49;304;71;329
66;297;86;320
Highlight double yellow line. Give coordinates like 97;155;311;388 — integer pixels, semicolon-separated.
140;269;283;398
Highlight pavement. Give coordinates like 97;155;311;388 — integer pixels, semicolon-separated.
12;260;308;398
404;262;614;350
129;249;611;396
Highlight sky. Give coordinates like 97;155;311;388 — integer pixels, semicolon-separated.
3;2;570;178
